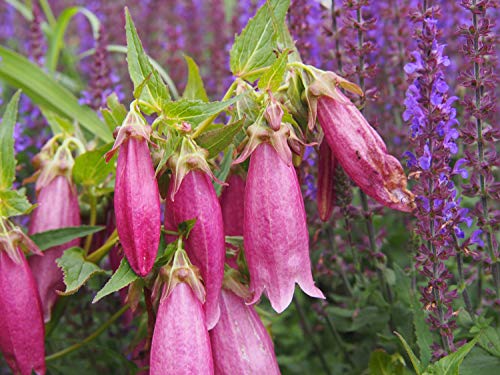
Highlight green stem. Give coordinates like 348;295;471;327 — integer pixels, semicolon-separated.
83;188;97;254
38;0;56;26
293;297;331;375
453;236;475;319
45;304;129;362
86;229;118;263
191;80;238;138
326;225;353;296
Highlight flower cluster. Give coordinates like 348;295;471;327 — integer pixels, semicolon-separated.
404;5;475;358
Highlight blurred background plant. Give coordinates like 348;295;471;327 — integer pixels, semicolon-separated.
0;0;499;374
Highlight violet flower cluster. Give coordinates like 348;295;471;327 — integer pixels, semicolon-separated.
404;6;475;358
458;0;500;301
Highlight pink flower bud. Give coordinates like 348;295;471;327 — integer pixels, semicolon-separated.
150;283;213;374
219;174;246;236
29;175;80;322
114;136;161;277
167;170;225;329
317;140;336;222
264;94;284;131
245;143;324;313
0;247;46;375
316;92;414;212
210;289;281;375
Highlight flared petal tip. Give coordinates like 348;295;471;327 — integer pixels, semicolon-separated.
299;282;326;300
206;303;221;331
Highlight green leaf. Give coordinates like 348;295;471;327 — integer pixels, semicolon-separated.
369;350;406;375
257;49;289;92
40;107;75;136
46;7;80;71
0;46;112;142
196;118;244;158
0;189;33;217
431;334;481;375
411;290;433;367
395;331;422;375
101;93;128;132
73;143;115;186
0;90;20;190
461;348;500;375
124;8;169;113
93;257;138;303
183;56;209;102
162;97;239;127
30;225;105;251
230;0;290;81
56;247;108;296
214;145;234;196
155;132;182;176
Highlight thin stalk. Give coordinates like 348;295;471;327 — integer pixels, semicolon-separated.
471;0;499;296
326;225;354;296
45;304;130;362
143;287;156;351
331;0;343;73
354;6;393;305
84;187;97;254
86;229;118;263
293;297;331;375
452;235;475;319
191;80;238;138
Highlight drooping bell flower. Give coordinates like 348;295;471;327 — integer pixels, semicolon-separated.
219;174;245;236
210;283;281;375
306;71;415;212
105;107;161;277
167;146;225;329
29;145;81;322
244;143;324;312
317;140;336;222
234;115;324;313
150;248;213;374
0;222;46;375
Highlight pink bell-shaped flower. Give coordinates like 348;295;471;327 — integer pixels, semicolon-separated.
244;143;324;313
219;174;245;236
210;288;281;375
29;174;81;322
107;108;161;277
150;248;213;374
0;226;46;375
307;71;415;212
167;170;225;329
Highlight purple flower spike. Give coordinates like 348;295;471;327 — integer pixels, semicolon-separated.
29;175;81;322
245;143;324;313
0;247;46;375
210;288;281;375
